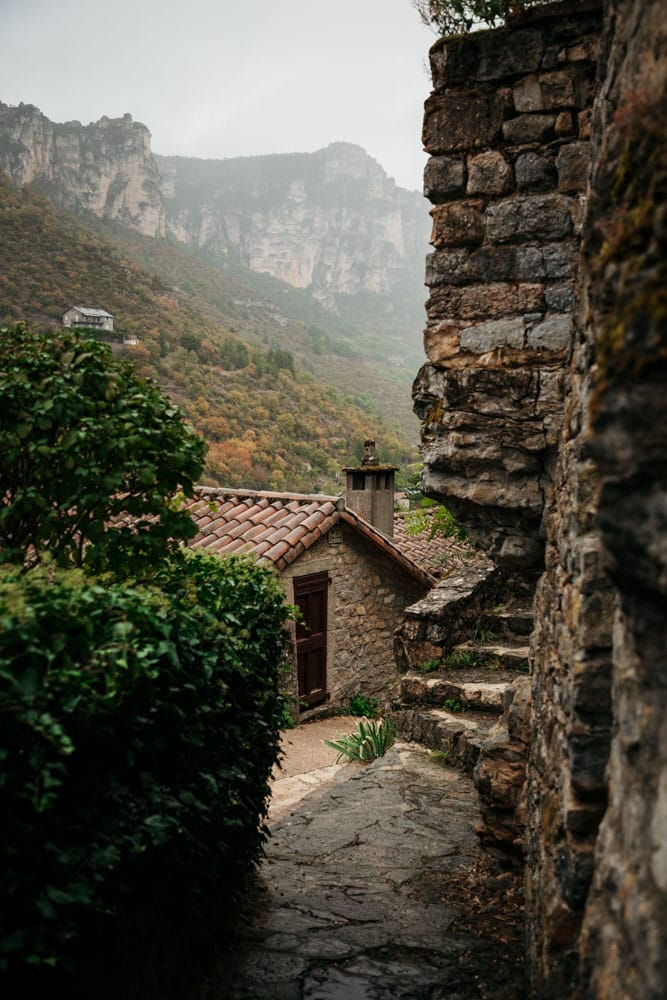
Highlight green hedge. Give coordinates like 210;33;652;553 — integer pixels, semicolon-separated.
0;551;290;989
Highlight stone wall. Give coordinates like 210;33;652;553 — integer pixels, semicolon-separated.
415;0;601;572
528;1;667;995
281;524;427;712
415;0;667;995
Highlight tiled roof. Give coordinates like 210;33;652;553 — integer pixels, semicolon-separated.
183;487;435;585
183;488;344;572
393;512;478;579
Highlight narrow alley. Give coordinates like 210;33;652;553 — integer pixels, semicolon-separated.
202;721;525;1000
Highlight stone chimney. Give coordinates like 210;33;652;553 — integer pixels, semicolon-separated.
343;439;397;537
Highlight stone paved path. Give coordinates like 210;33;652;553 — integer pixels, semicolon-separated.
201;736;525;999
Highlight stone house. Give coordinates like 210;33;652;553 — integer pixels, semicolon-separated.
63;306;114;331
181;450;437;717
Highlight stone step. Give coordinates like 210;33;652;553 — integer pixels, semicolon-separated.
392;706;500;776
479;607;534;638
400;671;517;714
452;640;530;673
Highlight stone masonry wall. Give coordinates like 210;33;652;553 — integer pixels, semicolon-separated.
416;1;667;994
281;524;427;712
528;1;667;995
415;0;602;572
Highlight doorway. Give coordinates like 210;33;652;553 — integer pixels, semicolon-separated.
293;571;329;709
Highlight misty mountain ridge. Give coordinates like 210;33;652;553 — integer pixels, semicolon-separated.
0;101;428;488
0;102;429;365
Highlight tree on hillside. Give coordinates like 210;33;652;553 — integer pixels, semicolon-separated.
413;0;542;34
0;324;207;574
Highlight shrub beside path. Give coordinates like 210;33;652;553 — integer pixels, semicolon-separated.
201;719;525;999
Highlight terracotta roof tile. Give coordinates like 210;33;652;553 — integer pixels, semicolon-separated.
283;525;309;546
264;539;290;563
301;510;326;531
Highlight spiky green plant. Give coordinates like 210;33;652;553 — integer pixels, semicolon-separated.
324;717;396;763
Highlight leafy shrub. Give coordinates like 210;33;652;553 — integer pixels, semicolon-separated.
442;697;470;713
324;717;396;763
404;497;467;543
413;0;542;35
344;692;381;718
441;648;479;669
419;658;444;673
0;325;206;574
0;551;291;986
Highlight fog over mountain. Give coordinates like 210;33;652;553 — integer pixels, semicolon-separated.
0;102;430;363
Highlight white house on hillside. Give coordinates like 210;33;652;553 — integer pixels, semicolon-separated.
63;306;114;331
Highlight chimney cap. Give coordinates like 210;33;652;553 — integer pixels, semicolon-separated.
362;439;379;466
342;439;398;473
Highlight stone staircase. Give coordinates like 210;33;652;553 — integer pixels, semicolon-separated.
392;598;534;854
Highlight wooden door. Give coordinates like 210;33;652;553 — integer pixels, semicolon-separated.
294;572;328;709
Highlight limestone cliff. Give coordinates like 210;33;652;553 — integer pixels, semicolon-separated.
0;103;428;335
0;103;165;236
155;143;427;310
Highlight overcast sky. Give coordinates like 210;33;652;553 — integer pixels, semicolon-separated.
1;0;436;191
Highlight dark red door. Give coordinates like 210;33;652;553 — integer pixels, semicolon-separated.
294;572;328;709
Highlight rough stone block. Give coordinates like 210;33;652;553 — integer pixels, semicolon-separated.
425;243;577;289
424;322;461;364
423;89;511;155
570;728;612;795
503;114;556;144
515;152;558;191
429;28;545;87
460;318;525;354
526;315;572;351
485;194;573;244
513;75;543;113
430;200;485;248
561;32;601;64
513;69;588;113
424;249;471;288
466;150;514;196
570;656;613;722
423;155;466;203
476;28;546;81
578;108;592;138
427;282;545;321
545;282;575;311
555;843;596;908
565;803;607;837
542;241;578;279
557;141;590;192
555;111;576;135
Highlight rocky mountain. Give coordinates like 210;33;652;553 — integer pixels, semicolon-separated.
0;103;165;236
156;143;427;310
0;103;429;351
